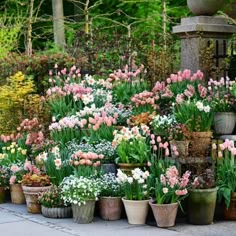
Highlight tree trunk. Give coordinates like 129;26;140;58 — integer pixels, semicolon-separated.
52;0;66;49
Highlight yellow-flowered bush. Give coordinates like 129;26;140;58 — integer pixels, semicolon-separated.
0;71;48;134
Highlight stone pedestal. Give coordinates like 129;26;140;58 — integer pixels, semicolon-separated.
173;16;236;74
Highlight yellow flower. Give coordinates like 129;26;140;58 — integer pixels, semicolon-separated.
2;147;6;150
6;146;10;150
17;147;21;151
12;142;16;146
21;149;27;155
0;153;5;159
11;149;15;154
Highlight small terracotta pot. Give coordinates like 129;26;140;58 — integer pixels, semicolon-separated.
149;201;178;228
22;185;51;214
122;198;149;225
10;184;26;204
99;197;122;220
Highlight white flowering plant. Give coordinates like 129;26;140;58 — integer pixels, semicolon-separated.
153;166;191;204
116;168;150;200
174;100;213;132
98;173;123;197
60;175;100;205
112;125;151;164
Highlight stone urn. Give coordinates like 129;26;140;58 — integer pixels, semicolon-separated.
187;0;225;16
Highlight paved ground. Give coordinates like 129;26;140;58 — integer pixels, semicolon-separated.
0;203;236;236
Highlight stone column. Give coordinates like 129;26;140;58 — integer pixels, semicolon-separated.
173;16;236;75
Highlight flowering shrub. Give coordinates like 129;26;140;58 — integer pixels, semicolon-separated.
98;173;123;197
38;185;67;208
116;168;150;200
60;175;100;205
174;100;213;132
153;166;190;204
112;125;151;164
208;77;235;112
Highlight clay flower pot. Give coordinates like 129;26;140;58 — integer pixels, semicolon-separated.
149;201;178;228
122;198;149;225
99;197;122;221
22;185;51;214
10;184;26;204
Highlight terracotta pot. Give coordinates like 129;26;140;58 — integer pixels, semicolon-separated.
214;112;236;135
99;197;122;221
122;198;149;225
0;187;6;204
170;140;190;159
187;0;225;16
22;185;51;214
187;187;218;225
10;184;26;204
41;206;72;218
149;201;178;228
224;192;236;220
190;131;212;158
72;200;96;223
117;163;146;176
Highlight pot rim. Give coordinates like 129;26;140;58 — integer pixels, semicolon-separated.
122;197;150;203
189;187;218;193
149;200;179;206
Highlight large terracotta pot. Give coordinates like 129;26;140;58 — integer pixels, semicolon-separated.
187;187;218;225
187;0;225;16
224;192;236;220
214;112;236;135
190;131;212;158
41;206;72;218
72;200;96;224
10;184;26;204
99;197;122;221
22;185;51;214
122;198;149;225
0;187;6;204
149;201;178;228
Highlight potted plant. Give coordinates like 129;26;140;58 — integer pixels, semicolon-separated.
9;163;26;204
174;99;213;158
98;173;123;220
208;77;236;135
0;166;9;204
38;185;72;218
215;139;236;220
187;168;218;225
112;125;151;173
149;165;191;228
21;161;51;213
60;175;100;224
117;168;150;225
